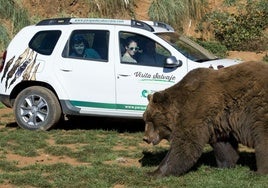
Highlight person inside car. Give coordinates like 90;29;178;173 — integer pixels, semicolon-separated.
139;39;166;66
70;35;101;59
121;37;139;63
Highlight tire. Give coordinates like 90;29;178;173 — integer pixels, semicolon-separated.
13;86;62;130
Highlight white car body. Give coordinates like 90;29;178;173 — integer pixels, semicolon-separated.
0;18;240;130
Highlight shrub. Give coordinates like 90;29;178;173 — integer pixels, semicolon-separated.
199;0;268;51
86;0;135;18
263;54;268;63
223;0;237;6
196;40;228;58
0;25;10;52
0;0;30;36
0;0;14;19
148;0;207;32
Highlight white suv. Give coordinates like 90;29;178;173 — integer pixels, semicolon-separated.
0;18;240;130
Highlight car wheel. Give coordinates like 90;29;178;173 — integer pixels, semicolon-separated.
14;86;62;130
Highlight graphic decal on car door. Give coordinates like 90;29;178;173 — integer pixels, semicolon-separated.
1;47;40;91
0;56;15;83
4;48;30;89
22;56;39;80
134;71;176;83
28;62;40;81
8;50;36;88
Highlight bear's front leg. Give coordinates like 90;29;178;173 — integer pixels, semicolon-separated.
150;132;206;177
212;141;239;168
255;141;268;174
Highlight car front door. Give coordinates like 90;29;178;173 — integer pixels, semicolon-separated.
114;28;188;117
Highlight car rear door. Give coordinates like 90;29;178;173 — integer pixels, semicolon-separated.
56;25;117;115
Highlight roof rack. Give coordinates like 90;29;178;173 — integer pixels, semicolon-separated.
36;18;164;32
70;18;154;32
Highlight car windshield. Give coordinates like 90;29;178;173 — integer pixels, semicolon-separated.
156;32;218;62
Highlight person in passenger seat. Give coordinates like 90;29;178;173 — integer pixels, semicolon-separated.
139;39;166;66
70;35;101;59
121;37;139;63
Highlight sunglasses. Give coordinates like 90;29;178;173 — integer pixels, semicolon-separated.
128;47;139;51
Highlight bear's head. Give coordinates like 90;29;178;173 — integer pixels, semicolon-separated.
142;69;209;145
143;92;177;145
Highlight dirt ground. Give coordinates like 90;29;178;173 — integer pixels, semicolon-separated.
0;104;254;172
0;107;154;168
227;51;267;62
0;105;171;166
0;107;80;167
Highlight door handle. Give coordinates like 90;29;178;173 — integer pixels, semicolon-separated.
60;69;72;72
117;74;131;79
118;74;131;77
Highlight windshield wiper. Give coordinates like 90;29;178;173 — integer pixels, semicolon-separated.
195;57;219;63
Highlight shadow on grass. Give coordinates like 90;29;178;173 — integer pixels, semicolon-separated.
140;149;257;172
56;116;145;133
4;116;145;133
5;122;18;128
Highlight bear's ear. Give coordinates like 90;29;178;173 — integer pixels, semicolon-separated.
147;94;152;102
152;92;169;104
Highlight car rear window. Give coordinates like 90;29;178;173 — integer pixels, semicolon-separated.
29;30;61;55
62;30;109;61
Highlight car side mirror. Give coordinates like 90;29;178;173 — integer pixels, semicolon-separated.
164;56;183;68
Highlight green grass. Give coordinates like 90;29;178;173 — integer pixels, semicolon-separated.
0;102;5;109
0;0;30;36
0;25;10;52
86;0;135;18
0;116;267;187
149;0;206;31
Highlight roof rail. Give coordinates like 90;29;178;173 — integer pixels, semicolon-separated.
153;21;174;31
36;18;155;32
37;18;71;25
143;21;174;32
131;20;154;32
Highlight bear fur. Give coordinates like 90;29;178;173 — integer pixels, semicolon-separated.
143;61;268;177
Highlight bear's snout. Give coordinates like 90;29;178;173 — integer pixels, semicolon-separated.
143;136;150;144
143;135;160;145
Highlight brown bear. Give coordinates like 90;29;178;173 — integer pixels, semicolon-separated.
143;61;268;177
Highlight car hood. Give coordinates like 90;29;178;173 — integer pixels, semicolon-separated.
206;58;242;69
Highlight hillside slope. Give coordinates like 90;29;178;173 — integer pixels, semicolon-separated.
5;0;268;61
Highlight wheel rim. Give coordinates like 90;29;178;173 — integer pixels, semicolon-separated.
19;94;49;128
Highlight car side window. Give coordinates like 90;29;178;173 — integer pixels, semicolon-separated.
29;30;61;55
62;30;109;62
119;31;171;67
